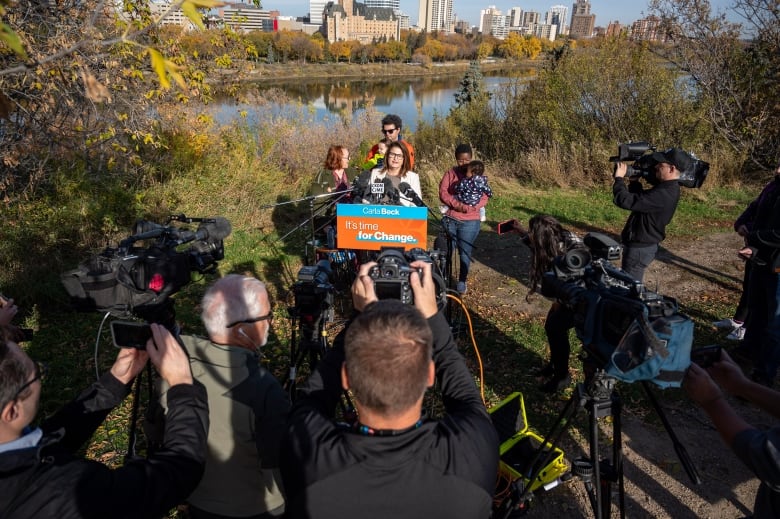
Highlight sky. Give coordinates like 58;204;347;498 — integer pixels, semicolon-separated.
260;1;737;27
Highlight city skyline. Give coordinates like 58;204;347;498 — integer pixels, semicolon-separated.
262;1;737;27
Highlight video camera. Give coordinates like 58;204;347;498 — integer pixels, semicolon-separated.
540;233;693;388
61;215;231;319
369;248;447;310
609;141;709;188
291;259;335;326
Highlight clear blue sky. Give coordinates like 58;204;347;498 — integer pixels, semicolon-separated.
262;1;736;27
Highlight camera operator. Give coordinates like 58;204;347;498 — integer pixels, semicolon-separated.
161;275;290;519
684;350;780;518
279;261;499;519
734;163;780;387
0;323;209;518
506;214;584;393
613;148;690;282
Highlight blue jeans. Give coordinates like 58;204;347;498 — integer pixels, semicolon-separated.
443;217;481;283
744;268;780;384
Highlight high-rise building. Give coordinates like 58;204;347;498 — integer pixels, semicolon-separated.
479;5;504;36
310;0;329;23
364;0;399;8
548;5;568;35
508;7;523;27
418;0;454;33
569;0;595;38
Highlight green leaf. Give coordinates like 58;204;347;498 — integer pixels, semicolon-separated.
181;1;206;30
0;22;28;59
148;48;170;89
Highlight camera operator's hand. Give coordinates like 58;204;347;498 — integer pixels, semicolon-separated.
683;362;724;409
352;262;379;313
409;261;437;319
110;347;150;385
707;350;750;395
507;219;526;235
614;162;628;179
147;323;193;387
0;295;19;326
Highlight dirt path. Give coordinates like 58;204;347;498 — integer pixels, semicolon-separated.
463;230;767;518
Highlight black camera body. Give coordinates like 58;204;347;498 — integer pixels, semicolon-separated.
292;260;335;322
610;141;709;188
61;215;230;318
368;248;447;310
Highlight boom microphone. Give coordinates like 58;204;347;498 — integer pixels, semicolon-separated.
399;182;425;207
175;217;232;245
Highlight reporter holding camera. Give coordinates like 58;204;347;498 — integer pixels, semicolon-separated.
280;261;499;519
507;214;584;393
684;350;780;518
0;323;209;518
613;148;690;282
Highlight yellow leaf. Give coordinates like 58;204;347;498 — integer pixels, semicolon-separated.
188;0;225;7
0;22;27;58
164;59;188;90
180;1;205;30
148;48;170;89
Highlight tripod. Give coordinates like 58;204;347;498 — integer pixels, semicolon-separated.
501;366;700;519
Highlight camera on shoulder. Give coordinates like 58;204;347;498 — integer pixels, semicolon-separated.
610;141;709;188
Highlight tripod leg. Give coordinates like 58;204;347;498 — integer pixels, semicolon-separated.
641;381;702;485
515;385;583;506
588;399;605;519
613;394;626;519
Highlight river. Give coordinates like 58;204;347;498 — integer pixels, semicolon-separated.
213;67;535;132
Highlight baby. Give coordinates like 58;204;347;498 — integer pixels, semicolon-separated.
455;160;492;221
362;137;391;170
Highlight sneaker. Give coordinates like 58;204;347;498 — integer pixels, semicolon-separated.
712;318;740;330
539;375;571;394
726;326;746;341
456;281;467;294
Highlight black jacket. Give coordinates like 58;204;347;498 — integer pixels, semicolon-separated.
613;178;680;246
742;175;780;270
0;372;209;518
280;312;499;519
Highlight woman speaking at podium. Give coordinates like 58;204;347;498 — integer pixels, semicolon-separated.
362;141;422;207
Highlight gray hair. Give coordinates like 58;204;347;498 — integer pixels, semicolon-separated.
201;275;268;337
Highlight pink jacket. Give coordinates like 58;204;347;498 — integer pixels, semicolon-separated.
439;167;489;221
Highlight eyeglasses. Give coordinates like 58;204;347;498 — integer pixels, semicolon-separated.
12;360;47;402
381;128;398;134
387;152;403;160
226;312;273;329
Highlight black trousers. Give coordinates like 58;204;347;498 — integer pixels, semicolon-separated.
545;302;576;380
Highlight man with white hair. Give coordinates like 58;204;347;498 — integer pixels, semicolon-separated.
174;274;290;519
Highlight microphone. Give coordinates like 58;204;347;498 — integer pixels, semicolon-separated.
175;217;232;245
382;177;399;205
399;182;425;207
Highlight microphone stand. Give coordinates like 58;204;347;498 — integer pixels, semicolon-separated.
262;189;354;264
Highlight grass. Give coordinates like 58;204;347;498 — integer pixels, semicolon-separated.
19;174;747;447
2;108;753;516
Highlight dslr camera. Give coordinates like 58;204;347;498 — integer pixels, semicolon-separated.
609;141;709;188
368;248;446;310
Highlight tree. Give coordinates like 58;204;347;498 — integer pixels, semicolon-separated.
0;0;223;197
649;0;780;170
453;61;490;107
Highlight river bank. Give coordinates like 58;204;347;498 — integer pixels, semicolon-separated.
238;58;540;83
